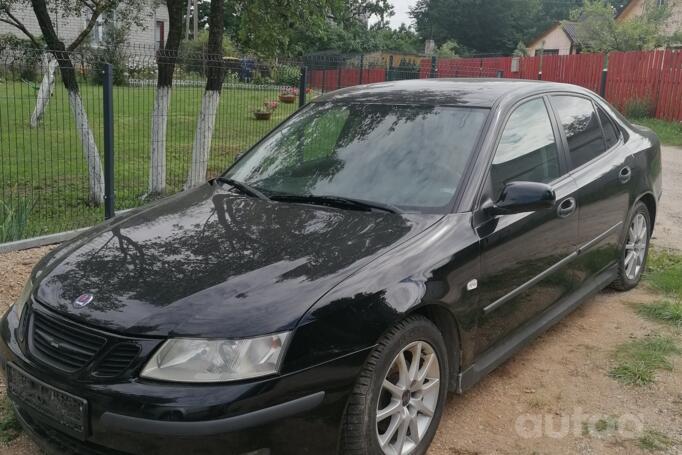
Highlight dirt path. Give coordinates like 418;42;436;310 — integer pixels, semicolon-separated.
1;148;681;455
652;146;682;251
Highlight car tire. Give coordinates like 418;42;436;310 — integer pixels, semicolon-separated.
611;201;651;292
339;315;449;455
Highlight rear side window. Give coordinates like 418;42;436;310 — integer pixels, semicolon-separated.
490;98;561;197
598;106;619;149
552;96;605;169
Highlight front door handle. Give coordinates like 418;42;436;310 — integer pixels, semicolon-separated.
619;166;632;184
557;197;577;218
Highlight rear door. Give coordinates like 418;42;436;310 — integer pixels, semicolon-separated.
549;95;632;282
473;96;580;356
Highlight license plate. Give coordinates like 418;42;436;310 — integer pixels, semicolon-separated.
7;363;88;440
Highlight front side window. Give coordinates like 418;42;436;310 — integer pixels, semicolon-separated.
552;96;606;169
225;103;488;212
490;98;561;197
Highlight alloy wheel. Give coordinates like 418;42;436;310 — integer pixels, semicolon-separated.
375;341;441;455
625;213;648;281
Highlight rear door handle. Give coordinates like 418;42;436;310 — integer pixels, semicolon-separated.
619;166;632;184
557;197;577;218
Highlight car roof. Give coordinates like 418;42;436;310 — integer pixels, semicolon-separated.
312;78;590;108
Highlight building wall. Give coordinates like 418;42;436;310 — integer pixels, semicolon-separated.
0;2;168;53
127;6;170;50
0;7;85;44
618;0;682;35
363;51;423;68
527;26;574;56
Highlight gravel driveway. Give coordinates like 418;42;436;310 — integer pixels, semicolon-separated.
1;146;681;455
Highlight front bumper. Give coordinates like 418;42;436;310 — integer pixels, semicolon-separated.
1;309;369;455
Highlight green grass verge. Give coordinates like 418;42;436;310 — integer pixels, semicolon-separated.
0;397;21;444
1;79;302;239
609;335;680;386
631;117;682;147
637;300;682;327
645;249;682;298
638;429;675;452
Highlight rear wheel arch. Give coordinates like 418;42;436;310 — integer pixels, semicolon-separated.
637;192;657;233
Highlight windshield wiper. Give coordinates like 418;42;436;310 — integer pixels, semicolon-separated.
215;177;270;201
270;194;402;214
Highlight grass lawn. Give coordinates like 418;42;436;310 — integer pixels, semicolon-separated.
1;79;301;239
630;117;682;147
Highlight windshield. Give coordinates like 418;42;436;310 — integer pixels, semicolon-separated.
224;102;488;212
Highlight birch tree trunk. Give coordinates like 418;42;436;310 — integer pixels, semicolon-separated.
69;90;105;204
185;0;224;189
29;0;105;204
30;55;57;128
149;86;171;194
147;0;184;196
185;88;220;189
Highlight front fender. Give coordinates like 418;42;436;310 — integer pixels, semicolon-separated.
284;214;481;375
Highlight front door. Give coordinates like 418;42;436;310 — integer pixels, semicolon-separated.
474;96;580;356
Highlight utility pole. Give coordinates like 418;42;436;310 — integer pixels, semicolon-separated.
193;0;198;39
185;0;191;39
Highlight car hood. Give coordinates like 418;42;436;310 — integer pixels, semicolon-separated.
33;184;442;338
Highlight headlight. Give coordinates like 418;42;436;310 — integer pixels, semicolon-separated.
13;279;33;320
140;332;290;383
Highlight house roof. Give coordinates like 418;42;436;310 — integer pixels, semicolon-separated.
527;21;580;48
615;0;639;20
562;21;580;44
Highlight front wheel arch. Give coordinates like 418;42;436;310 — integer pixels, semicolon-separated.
409;304;462;392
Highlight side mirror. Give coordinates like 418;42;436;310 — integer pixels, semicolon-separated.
490;181;556;215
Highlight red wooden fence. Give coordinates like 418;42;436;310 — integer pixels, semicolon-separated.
606;51;665;113
657;50;682;121
309;68;386;91
309;50;682;122
541;53;604;93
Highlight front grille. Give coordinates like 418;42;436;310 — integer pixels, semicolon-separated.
30;311;107;373
92;343;140;378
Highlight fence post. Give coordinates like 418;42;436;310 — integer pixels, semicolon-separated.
359;54;364;85
102;63;115;220
600;53;609;98
430;56;437;79
600;68;608;98
298;66;307;108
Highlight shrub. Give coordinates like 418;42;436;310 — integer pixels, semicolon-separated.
390;60;420;81
85;27;130;86
0;35;42;82
0;198;34;244
624;97;656;119
179;32;239;75
271;64;300;87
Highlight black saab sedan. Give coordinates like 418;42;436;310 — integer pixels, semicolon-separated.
1;79;661;455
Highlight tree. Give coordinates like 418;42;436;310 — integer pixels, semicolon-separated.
575;0;673;52
436;39;459;57
1;0;149;203
411;0;545;55
148;0;184;195
236;0;393;57
185;0;224;189
513;41;530;57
